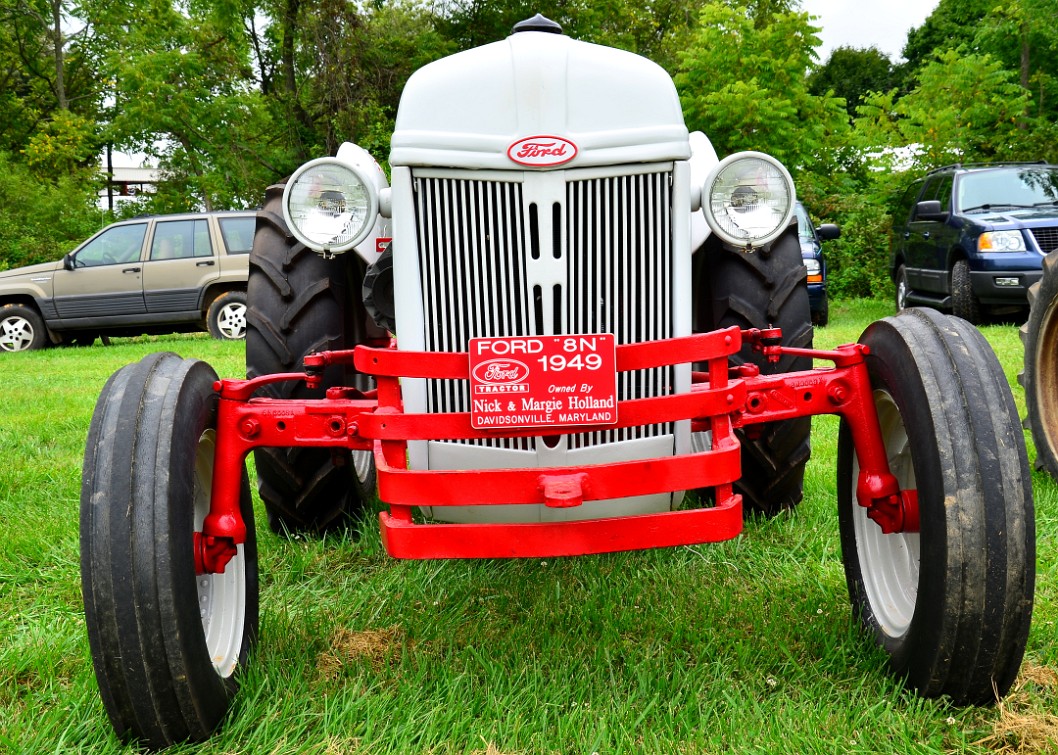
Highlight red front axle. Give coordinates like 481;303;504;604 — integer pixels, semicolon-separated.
196;327;917;568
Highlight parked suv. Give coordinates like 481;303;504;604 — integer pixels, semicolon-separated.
0;211;255;352
794;201;839;326
890;162;1058;323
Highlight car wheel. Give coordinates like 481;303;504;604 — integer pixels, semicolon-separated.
1020;249;1058;479
894;265;909;312
813;294;829;327
837;308;1033;704
0;304;47;352
207;291;248;340
951;259;983;323
81;352;258;747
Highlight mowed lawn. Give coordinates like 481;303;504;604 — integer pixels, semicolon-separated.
2;299;1058;754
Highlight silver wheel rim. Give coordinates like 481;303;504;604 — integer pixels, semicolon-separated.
353;449;374;487
0;315;34;352
896;278;907;310
217;302;247;340
194;429;246;678
852;389;920;639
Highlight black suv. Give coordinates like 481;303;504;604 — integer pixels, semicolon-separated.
890;162;1058;323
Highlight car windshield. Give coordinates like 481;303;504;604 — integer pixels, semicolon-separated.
957;167;1058;213
794;205;815;243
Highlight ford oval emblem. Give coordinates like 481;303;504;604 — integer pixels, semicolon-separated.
507;136;578;167
472;359;531;385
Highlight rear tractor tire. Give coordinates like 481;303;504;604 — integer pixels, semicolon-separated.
694;226;813;516
246;182;378;535
1020;249;1058;479
81;352;258;747
838;307;1033;704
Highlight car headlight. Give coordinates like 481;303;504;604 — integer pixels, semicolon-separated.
283;157;378;254
804;258;822;278
978;231;1026;253
703;152;795;248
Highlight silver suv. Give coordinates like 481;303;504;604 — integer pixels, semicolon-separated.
0;211;255;352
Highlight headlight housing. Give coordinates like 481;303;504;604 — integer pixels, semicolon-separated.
978;230;1026;253
804;258;822;279
283;157;378;254
703;152;795;248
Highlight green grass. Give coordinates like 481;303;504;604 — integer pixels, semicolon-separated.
3;306;1058;753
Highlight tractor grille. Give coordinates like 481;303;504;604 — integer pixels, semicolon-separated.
1030;227;1058;254
414;168;676;451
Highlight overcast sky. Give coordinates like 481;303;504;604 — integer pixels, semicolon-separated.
800;0;940;62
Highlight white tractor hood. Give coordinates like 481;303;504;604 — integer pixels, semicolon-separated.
390;22;691;171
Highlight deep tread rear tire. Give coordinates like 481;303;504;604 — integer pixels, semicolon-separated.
246;183;376;534
81;353;258;747
1020;249;1058;479
838;308;1033;704
694;227;812;516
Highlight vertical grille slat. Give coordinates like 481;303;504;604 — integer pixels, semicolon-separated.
414;168;675;452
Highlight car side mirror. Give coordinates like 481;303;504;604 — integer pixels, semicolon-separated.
915;200;948;222
63;252;75;271
816;224;840;241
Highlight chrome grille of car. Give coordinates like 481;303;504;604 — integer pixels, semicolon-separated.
414;168;675;451
1030;227;1058;254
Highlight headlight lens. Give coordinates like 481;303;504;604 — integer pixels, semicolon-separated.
804;258;821;277
978;230;1026;253
283;158;377;254
703;152;795;248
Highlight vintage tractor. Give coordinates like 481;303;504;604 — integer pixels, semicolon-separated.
80;16;1035;748
1022;248;1058;479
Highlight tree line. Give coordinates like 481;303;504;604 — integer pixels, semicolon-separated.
3;0;1057;298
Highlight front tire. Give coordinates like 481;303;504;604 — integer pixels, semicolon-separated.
951;259;983;323
894;264;909;312
1020;249;1058;479
837;308;1033;703
81;353;258;747
0;303;47;352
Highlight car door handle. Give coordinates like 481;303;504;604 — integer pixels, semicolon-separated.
196;260;216;267
123;267;141;273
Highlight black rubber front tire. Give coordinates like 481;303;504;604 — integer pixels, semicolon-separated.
1020;249;1058;479
693;226;813;516
951;259;983;323
207;290;248;340
0;303;47;351
837;308;1033;704
894;264;909;312
246;183;377;534
81;352;258;747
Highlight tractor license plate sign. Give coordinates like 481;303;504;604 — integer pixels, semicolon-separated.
468;334;618;430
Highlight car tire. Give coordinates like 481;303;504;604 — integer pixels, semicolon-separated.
1020;249;1058;479
0;303;48;352
207;291;248;340
813;295;829;327
837;308;1033;704
894;264;909;312
81;352;258;747
951;259;983;323
246;182;377;534
694;226;813;516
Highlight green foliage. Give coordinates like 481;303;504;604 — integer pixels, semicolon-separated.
675;2;849;175
808;46;895;119
0;151;107;271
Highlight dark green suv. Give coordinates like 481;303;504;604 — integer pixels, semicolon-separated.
0;211;255;352
890;162;1058;323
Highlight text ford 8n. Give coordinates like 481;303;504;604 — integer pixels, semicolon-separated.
80;16;1035;748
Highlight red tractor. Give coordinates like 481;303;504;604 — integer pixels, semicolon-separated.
80;16;1034;748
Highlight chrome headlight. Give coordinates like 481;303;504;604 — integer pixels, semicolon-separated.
703;152;795;248
978;231;1026;253
804;258;822;277
283;157;378;254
